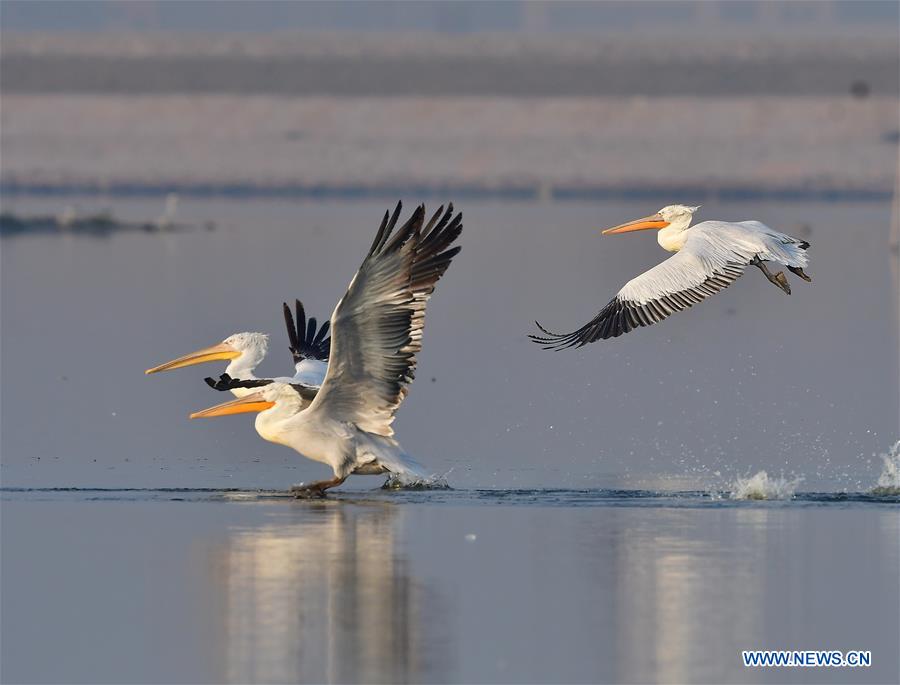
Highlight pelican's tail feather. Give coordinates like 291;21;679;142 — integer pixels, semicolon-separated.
358;434;433;481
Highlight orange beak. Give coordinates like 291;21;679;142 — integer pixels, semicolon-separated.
146;341;240;375
189;392;275;419
601;213;670;235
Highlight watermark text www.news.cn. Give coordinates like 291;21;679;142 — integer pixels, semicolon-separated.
742;651;871;668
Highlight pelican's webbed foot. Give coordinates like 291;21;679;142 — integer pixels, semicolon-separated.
773;271;791;295
290;484;328;499
751;257;791;295
787;266;812;282
289;475;347;498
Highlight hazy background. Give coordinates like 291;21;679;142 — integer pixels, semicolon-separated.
2;0;898;491
2;5;899;685
3;0;899;34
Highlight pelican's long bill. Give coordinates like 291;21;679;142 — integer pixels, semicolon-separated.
601;213;670;235
145;342;240;375
190;392;274;419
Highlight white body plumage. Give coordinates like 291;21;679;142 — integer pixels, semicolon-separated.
532;204;811;348
252;384;425;479
189;202;463;494
624;218;809;306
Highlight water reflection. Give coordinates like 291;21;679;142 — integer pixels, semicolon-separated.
606;510;772;683
2;496;897;684
216;502;447;684
214;503;897;684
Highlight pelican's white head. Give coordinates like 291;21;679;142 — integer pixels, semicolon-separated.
600;204;700;251
190;381;306;444
191;381;303;420
221;332;269;374
657;204;701;231
145;331;269;376
601;204;700;235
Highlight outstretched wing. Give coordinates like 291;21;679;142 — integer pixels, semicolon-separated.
530;227;752;349
283;299;331;364
306;201;463;436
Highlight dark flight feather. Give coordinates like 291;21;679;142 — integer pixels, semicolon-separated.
283;299;331;363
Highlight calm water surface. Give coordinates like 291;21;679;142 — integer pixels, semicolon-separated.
2;489;898;684
1;197;898;683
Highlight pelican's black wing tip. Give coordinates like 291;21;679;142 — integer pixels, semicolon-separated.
284;302;330;362
527;320;564;349
205;373;274;392
284;300;306;364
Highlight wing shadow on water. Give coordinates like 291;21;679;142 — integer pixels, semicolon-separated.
211;502;452;684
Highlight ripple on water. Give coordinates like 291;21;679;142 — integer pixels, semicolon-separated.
2;485;896;506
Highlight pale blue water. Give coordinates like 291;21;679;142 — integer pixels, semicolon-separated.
2;197;898;683
2;488;898;684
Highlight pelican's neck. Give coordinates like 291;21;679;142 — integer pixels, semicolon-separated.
225;354;259;380
223;355;261;397
255;399;303;445
657;217;693;252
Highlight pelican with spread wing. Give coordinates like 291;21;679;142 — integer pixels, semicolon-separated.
191;202;463;496
530;205;811;350
145;300;330;398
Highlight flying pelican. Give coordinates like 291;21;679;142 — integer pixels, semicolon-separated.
145;300;330;397
190;202;463;496
531;205;811;349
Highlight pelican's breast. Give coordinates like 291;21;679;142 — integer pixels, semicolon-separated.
254;413;292;447
657;227;688;252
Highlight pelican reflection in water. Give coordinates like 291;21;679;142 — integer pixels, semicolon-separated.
214;502;449;684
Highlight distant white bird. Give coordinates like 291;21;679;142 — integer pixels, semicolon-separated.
56;206;77;228
531;204;811;349
145;300;330;399
155;193;179;230
190;202;463;496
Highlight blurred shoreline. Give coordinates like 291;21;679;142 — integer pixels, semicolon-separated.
3;94;895;201
2;32;897;201
3;31;898;96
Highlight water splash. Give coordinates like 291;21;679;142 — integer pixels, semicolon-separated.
729;470;802;500
871;440;900;496
381;471;452;491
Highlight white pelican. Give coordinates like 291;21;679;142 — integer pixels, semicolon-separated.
531;205;811;349
145;300;330;397
190;202;463;496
